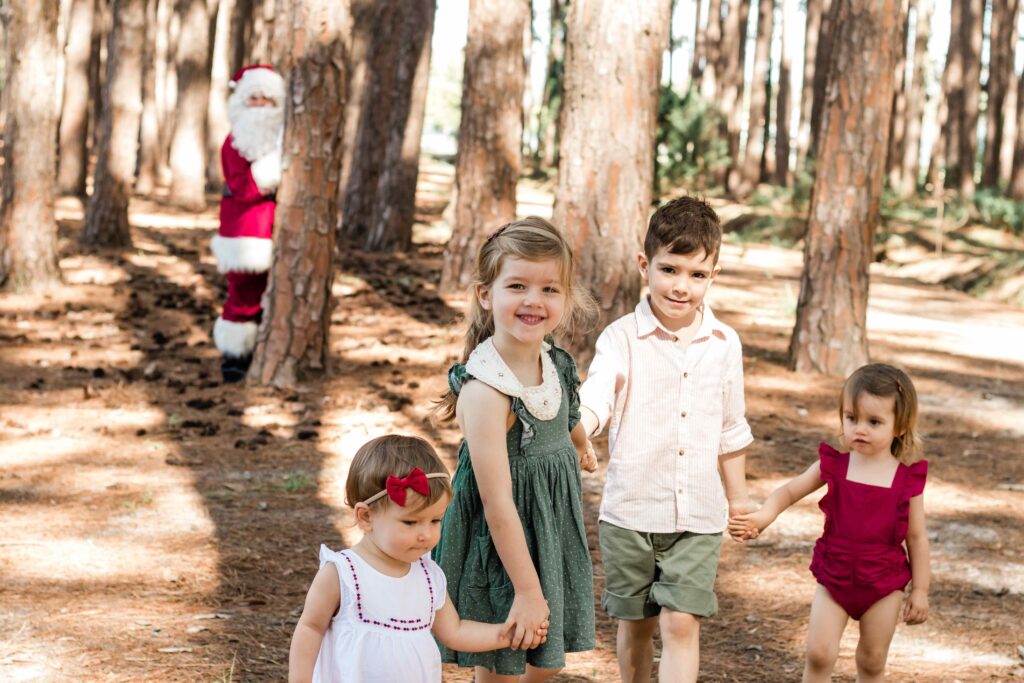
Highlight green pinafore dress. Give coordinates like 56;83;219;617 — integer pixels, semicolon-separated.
433;340;596;674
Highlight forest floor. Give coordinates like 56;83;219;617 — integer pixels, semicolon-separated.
2;161;1023;682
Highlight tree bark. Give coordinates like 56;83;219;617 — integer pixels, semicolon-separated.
57;0;97;197
774;0;795;186
248;0;348;387
439;0;528;293
809;0;837;155
691;0;706;86
1009;60;1024;197
340;0;435;252
699;0;723;101
733;0;774;196
206;0;233;187
0;0;63;292
81;0;146;248
999;41;1019;186
935;0;964;188
227;0;252;76
168;0;217;210
957;0;983;196
135;0;162;195
788;0;901;376
982;0;1020;187
885;0;910;188
552;0;672;346
898;0;930;197
796;0;826;172
536;0;566;172
720;0;751;185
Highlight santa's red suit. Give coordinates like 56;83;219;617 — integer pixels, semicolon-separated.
211;65;285;379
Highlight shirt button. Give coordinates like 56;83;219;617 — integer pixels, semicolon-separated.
683;372;689;378
680;410;687;418
671;335;678;342
678;448;685;456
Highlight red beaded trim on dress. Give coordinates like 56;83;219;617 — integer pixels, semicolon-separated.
341;552;435;632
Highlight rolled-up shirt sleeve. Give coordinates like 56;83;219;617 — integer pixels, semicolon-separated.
719;337;754;455
579;327;626;436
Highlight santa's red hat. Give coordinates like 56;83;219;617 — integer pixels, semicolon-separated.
228;65;285;104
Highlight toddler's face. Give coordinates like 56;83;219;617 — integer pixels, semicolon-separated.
477;257;566;347
842;391;898;459
638;247;719;332
367;494;450;564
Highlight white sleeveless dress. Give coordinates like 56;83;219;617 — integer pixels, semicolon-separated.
312;545;447;683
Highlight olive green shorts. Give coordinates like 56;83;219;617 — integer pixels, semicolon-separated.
598;521;723;620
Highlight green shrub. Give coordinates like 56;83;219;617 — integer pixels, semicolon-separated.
654;86;730;193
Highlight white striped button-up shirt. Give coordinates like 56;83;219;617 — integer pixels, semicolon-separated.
580;297;754;534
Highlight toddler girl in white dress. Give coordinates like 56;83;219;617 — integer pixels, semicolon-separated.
288;435;547;683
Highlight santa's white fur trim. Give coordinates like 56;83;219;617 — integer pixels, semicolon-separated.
250;151;282;194
214;317;258;357
211;234;274;273
231;67;285;103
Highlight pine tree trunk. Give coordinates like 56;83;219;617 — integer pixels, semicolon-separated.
153;0;175;187
57;0;96;197
733;0;774;196
227;0;252;76
537;0;566;171
168;0;217;210
1000;49;1019;186
982;0;1020;187
0;0;63;292
774;0;795;186
700;0;723;101
810;0;837;155
789;0;901;376
936;0;964;188
720;0;751;185
437;0;528;293
898;0;930;197
248;0;348;387
135;0;162;195
958;0;983;196
206;0;233;188
1009;65;1024;197
553;0;672;347
885;0;910;188
340;0;435;252
795;0;825;172
691;0;706;87
81;0;146;248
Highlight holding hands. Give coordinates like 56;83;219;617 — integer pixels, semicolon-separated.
578;438;598;473
502;587;551;650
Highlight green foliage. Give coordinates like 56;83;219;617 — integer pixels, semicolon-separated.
973;188;1024;234
654;86;730;193
282;471;315;493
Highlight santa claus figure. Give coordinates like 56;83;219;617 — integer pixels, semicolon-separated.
211;64;285;383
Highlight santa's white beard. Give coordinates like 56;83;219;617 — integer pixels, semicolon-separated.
228;101;284;162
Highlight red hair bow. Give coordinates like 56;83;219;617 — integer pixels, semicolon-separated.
385;467;430;507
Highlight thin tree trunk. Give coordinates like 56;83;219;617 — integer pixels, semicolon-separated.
958;0;983;196
885;0;910;188
937;0;964;188
206;0;233;187
691;0;706;87
553;0;672;348
168;0;217;210
982;0;1020;187
341;0;435;252
700;0;723;101
227;0;252;76
775;0;795;186
789;0;902;376
81;0;146;248
796;0;825;172
809;0;837;155
1009;61;1024;197
0;0;63;292
249;0;348;387
246;0;277;65
1000;49;1019;186
720;0;751;185
57;0;97;197
899;0;930;197
136;0;162;195
153;0;174;186
537;0;566;171
733;0;774;195
439;0;528;292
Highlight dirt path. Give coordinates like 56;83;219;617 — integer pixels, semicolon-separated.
1;186;1021;682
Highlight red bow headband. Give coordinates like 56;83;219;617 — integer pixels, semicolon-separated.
361;467;450;507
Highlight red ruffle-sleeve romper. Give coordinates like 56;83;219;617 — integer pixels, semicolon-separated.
809;442;928;620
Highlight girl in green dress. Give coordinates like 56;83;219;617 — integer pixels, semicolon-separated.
434;217;598;681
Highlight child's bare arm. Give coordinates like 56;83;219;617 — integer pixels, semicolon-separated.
288;564;340;683
432;595;548;652
728;461;824;538
903;495;930;624
570;422;597;472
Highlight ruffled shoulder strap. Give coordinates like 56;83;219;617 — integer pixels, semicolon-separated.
817;442;844;482
447;363;474;396
548;342;581;429
903;459;928;499
318;544;356;594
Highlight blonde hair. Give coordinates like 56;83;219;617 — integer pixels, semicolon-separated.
436;216;597;421
345;435;451;510
840;364;923;465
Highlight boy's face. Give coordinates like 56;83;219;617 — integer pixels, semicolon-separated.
638;247;719;332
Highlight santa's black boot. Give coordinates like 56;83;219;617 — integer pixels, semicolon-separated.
221;354;253;384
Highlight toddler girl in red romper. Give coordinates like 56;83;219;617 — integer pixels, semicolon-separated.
729;364;930;682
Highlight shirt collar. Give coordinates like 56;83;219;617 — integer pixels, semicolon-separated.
634;295;718;340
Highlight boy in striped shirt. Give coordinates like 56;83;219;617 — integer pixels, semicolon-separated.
579;195;754;683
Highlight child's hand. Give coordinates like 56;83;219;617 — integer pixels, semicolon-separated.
578;439;598;473
727;500;760;542
501;588;549;651
903;589;928;625
496;617;548;649
728;506;771;542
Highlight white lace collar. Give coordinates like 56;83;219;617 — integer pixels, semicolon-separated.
465;337;562;421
